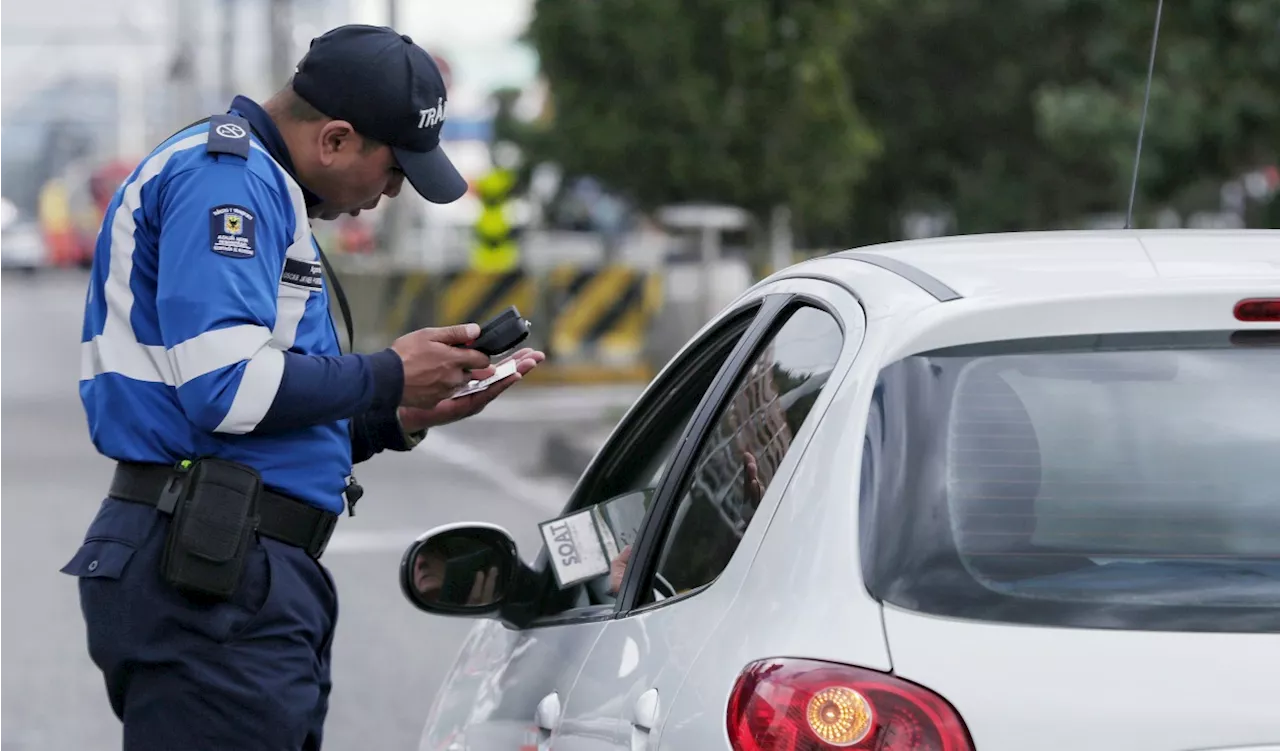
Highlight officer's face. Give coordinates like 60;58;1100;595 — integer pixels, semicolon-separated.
307;123;407;221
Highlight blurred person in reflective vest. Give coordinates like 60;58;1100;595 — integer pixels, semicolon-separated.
60;24;544;750
37;177;77;266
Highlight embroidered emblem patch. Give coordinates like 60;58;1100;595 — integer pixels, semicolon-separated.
210;205;256;258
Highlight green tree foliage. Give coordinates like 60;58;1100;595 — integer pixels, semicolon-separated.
840;0;1280;245
520;0;1280;246
522;0;882;237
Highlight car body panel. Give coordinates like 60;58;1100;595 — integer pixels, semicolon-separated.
882;604;1280;751
832;229;1280;300
656;319;902;749
736;252;943;320
551;277;876;749
415;617;609;751
883;284;1280;364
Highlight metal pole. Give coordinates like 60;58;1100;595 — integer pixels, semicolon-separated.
769;204;792;274
220;0;236;102
701;225;719;323
269;0;293;86
170;0;201;128
117;55;147;161
382;0;411;262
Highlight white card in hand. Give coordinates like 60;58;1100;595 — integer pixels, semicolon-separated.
449;359;518;399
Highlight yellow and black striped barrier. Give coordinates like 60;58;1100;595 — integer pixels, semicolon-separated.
438;268;538;333
353;262;666;384
379;270;434;340
536;265;662;383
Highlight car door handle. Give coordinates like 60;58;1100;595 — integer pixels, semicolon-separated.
630;688;660;751
536;691;561;733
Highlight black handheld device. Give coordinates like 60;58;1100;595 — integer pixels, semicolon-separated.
464;305;531;357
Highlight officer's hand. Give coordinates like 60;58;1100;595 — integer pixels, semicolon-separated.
398;347;545;432
391;324;496;409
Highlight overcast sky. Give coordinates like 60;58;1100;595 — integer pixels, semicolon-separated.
1;0;539;115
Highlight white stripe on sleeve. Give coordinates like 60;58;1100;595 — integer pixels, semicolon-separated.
213;346;286;434
82;132;211;385
168;324;273;385
252;141;315;351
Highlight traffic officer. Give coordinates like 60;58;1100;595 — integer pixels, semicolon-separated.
60;24;544;750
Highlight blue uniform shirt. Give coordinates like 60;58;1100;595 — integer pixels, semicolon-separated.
80;96;412;515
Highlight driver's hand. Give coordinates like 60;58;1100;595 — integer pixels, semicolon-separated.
608;545;632;595
467;566;499;605
743;450;765;505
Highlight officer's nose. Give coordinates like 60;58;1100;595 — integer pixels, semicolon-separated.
385;171;405;198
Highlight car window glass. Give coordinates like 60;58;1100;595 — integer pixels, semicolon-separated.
532;311;757;618
641;306;844;605
860;331;1280;633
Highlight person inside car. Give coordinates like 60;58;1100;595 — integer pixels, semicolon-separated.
413;546;500;606
605;449;766;597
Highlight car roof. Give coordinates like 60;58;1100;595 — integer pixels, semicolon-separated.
803;229;1280;304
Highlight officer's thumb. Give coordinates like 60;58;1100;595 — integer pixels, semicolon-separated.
422;323;481;345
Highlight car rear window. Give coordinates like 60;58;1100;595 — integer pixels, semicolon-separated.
859;330;1280;633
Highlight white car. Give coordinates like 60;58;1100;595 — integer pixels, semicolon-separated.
1;220;47;272
400;229;1280;751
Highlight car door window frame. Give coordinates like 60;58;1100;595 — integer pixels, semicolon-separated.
612;291;854;615
565;307;762;517
514;297;778;630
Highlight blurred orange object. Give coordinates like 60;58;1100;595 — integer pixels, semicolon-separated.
61;160;137;267
90;161;135;214
337;215;375;254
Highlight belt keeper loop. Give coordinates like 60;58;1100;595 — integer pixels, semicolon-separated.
156;461;192;515
308;512;338;560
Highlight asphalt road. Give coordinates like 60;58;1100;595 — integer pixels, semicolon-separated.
0;269;633;751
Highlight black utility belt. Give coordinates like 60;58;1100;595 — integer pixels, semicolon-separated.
110;460;339;599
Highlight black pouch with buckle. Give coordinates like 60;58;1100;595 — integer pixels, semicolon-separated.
159;458;263;600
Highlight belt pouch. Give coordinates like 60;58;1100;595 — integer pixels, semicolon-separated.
160;458;262;600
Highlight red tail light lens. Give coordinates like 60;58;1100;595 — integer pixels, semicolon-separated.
727;659;973;751
1234;299;1280;322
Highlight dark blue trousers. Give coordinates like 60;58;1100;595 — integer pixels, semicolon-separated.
61;497;339;750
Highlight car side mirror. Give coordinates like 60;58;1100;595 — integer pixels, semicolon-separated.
399;523;522;617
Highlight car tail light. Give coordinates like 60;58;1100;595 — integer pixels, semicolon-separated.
726;659;973;751
1234;299;1280;322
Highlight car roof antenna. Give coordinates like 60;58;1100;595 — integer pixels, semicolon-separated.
1124;0;1166;230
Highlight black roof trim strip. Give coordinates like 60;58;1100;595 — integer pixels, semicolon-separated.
836;251;963;302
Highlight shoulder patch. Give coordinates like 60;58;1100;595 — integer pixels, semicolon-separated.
206;113;252;159
210;205;257;258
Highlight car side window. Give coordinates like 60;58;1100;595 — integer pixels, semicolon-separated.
640;305;844;605
530;309;759;619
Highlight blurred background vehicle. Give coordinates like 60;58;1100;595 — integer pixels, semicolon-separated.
0;216;46;271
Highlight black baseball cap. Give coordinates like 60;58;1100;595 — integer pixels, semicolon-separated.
292;24;467;204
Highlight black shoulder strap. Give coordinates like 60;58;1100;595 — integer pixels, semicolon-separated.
178;116;213;133
314;245;356;355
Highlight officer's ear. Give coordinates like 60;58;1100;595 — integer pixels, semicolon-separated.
316;120;360;165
